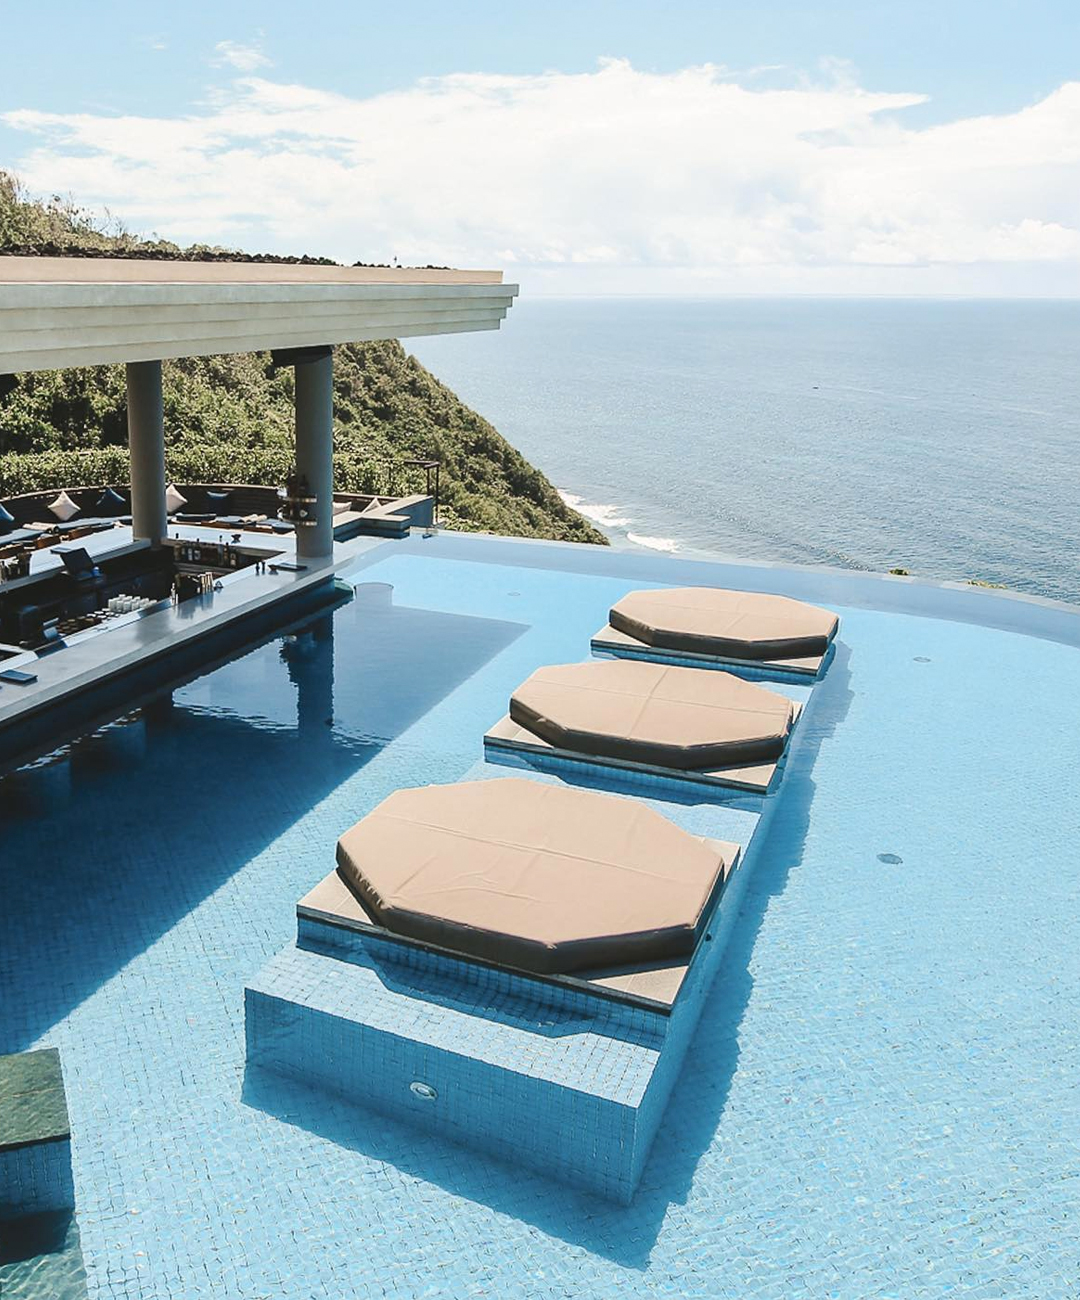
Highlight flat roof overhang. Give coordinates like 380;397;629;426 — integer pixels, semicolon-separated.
0;256;519;373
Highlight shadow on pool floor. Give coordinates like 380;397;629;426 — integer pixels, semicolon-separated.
0;595;527;1053
0;1210;88;1300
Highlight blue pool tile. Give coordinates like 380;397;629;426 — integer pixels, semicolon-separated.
0;535;1077;1296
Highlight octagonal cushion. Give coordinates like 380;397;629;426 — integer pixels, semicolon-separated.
336;778;727;974
610;587;838;660
509;659;792;771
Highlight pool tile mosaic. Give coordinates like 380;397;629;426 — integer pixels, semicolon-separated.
0;535;1078;1296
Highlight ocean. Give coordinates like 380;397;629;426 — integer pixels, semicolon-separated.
409;297;1080;603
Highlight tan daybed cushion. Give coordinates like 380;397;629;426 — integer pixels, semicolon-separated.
610;587;838;660
510;660;792;771
336;778;726;975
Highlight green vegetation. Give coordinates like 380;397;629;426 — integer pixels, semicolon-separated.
0;170;336;263
0;173;606;545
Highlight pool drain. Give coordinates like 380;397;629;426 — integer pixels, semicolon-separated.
877;853;903;865
409;1080;438;1100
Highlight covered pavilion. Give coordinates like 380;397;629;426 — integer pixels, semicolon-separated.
0;255;517;754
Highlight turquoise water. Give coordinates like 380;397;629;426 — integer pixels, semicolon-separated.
1;534;1079;1297
411;298;1080;601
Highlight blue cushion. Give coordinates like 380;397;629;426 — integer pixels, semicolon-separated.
0;503;15;535
205;489;232;510
0;527;41;547
94;487;128;517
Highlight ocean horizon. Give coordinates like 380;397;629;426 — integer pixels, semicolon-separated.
411;296;1080;603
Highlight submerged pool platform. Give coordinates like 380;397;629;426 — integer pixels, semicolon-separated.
0;1049;88;1300
591;620;836;682
591;586;839;682
483;700;805;796
246;814;753;1203
0;1049;73;1220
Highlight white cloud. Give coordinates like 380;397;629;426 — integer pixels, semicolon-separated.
210;40;272;73
3;59;1079;293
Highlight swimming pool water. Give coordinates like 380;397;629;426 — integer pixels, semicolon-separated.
1;534;1078;1298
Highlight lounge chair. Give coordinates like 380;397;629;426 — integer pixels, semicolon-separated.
592;587;838;679
485;659;800;795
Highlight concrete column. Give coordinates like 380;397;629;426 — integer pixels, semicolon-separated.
126;360;167;546
293;349;334;561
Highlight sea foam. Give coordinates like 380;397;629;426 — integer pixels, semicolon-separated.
557;491;631;530
627;533;680;554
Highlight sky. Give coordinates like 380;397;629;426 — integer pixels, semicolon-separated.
1;0;1078;295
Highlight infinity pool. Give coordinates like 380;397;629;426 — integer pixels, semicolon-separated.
2;533;1078;1298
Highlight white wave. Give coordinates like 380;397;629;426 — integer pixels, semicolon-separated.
627;532;680;554
557;490;631;529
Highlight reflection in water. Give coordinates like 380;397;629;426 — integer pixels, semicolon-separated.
0;583;526;1051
